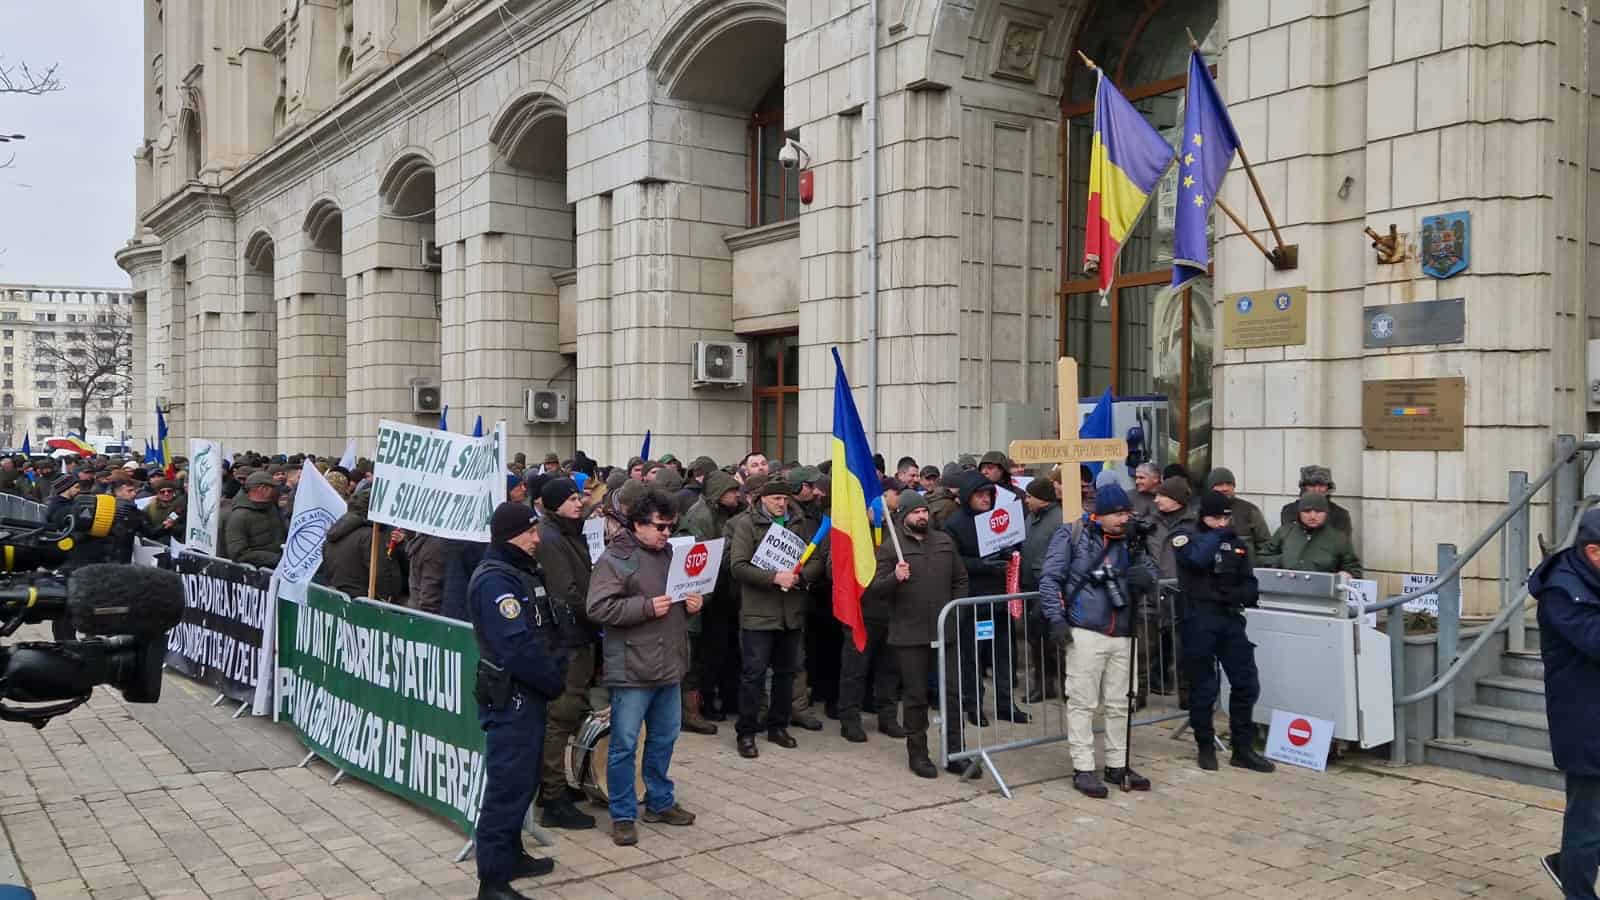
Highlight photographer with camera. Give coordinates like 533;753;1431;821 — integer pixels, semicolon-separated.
1170;491;1276;774
1038;483;1158;798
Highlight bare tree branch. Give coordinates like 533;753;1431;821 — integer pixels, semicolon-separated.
31;309;132;437
0;58;62;96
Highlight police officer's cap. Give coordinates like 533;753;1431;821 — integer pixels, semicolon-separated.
490;501;539;544
1199;490;1232;519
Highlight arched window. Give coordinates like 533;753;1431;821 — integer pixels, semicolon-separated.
181;109;202;180
1060;0;1218;476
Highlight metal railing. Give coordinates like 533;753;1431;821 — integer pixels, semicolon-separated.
1383;435;1598;766
933;583;1192;798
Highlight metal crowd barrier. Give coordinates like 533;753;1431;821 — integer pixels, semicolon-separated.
934;582;1194;798
0;493;45;523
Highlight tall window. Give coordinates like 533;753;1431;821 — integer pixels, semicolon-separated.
751;332;799;463
748;81;798;227
1061;0;1218;477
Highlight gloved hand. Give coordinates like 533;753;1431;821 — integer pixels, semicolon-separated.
1048;618;1071;642
1126;566;1157;593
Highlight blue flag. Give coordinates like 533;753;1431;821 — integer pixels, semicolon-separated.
639;430;651;461
472;415;483;438
439;404;449;432
1172;50;1241;290
20;434;29;456
1079;387;1115;478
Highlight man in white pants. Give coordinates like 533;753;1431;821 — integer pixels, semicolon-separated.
1038;483;1160;798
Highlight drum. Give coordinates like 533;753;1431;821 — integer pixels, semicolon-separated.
566;708;646;806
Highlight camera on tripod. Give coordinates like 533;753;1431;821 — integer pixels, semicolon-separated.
0;496;185;727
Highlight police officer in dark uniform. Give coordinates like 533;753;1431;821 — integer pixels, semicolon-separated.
1170;490;1277;774
468;502;571;900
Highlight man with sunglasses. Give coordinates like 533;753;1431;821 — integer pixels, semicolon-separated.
586;489;701;848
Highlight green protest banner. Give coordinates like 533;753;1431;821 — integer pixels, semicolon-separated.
275;585;487;835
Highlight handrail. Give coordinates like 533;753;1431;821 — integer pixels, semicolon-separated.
1365;439;1598;613
1395;493;1598;706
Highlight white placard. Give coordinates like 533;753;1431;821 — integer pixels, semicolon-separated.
1264;709;1336;772
1401;574;1440;615
583;517;606;564
750;523;806;571
1011;476;1034;492
666;536;725;602
368;419;507;542
184;438;223;556
1345;578;1379;626
276;460;348;602
976;491;1027;556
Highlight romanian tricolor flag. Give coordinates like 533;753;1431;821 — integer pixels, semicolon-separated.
829;348;883;653
1084;69;1175;295
156;404;174;477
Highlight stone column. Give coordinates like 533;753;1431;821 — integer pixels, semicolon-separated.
116;241;164;442
276;235;347;457
575;193;615;458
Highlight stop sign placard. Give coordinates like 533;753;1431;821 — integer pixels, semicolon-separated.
684;543;709;577
1287;718;1313;747
989;508;1011;534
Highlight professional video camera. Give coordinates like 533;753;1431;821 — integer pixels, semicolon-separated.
0;563;184;727
0;493;140;573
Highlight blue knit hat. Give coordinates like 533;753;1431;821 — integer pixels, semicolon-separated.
1094;483;1132;514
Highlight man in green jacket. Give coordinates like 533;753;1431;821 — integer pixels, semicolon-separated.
1204;467;1272;559
726;479;824;758
225;471;287;568
1260;492;1362;577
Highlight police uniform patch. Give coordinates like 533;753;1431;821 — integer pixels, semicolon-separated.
1172;534;1189;548
497;595;522;619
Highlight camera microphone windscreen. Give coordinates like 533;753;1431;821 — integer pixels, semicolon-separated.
67;565;185;638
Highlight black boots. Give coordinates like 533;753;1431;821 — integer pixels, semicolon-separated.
1198;743;1219;771
1231;746;1276;773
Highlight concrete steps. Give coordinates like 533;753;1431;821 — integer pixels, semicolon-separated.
1425;620;1557;789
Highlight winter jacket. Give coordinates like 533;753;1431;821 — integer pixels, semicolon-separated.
867;515;968;646
223;495;286;569
405;532;449;615
1278;497;1354;539
1228;495;1273;560
441;540;487;621
321;493;403;602
1258;522;1362;578
467;543;567;703
537;513;598;648
1528;546;1600;775
585;528;691;688
674;481;703;517
726;502;825;630
680;472;740;541
1020;501;1063;590
1038;517;1158;637
924;486;960;529
942;474;1011;598
1148;505;1198;580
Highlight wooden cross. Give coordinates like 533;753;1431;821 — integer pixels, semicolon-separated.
1007;358;1129;523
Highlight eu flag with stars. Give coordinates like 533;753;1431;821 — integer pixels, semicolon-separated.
1171;50;1241;290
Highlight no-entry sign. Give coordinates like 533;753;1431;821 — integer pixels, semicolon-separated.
1265;709;1334;772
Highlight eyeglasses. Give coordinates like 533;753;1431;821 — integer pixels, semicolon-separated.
644;520;677;533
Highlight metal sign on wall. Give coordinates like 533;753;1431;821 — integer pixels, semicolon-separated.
1361;377;1466;451
1364;299;1465;349
1223;286;1308;349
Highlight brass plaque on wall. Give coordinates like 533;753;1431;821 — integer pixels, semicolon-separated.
1223;286;1308;349
1361;377;1466;451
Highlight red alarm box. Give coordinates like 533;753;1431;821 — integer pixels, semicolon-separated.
798;168;814;204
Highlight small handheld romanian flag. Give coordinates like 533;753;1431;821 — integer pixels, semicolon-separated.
829;348;883;653
1084;70;1175;294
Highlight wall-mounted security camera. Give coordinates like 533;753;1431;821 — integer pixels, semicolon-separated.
778;138;811;171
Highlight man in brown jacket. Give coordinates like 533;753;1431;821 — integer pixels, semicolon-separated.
535;477;600;831
867;491;968;778
584;489;701;848
726;479;825;759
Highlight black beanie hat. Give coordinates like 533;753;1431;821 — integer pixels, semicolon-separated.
490;501;539;544
1199;490;1232;519
540;477;579;511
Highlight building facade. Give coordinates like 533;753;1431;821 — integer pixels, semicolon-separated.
0;284;135;448
119;0;1597;613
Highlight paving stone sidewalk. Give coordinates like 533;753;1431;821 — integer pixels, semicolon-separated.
0;668;1568;899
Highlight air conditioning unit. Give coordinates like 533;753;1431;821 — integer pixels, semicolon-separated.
692;340;748;387
527;389;569;424
412;383;441;414
420;238;443;272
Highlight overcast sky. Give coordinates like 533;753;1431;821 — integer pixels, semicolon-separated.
1;2;141;288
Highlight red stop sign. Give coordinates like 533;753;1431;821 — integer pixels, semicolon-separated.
989;508;1011;534
685;543;709;577
1287;717;1313;747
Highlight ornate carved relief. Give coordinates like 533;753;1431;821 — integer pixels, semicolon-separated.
992;18;1044;82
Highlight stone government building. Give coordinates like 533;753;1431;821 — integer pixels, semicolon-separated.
119;0;1591;613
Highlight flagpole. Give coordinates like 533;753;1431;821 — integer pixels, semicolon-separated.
1187;28;1294;269
1214;197;1277;264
